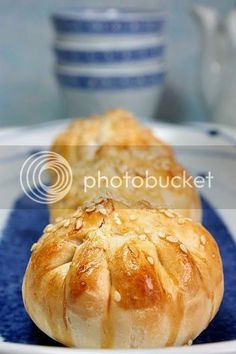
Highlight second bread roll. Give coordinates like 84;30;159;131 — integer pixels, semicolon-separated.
49;145;201;223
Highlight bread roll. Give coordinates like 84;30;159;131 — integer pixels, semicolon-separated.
51;109;173;166
50;109;201;222
49;146;201;222
23;198;223;348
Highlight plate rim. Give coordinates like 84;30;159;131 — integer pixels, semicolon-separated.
0;340;236;354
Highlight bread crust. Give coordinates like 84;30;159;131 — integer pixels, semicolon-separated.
51;109;173;165
23;199;223;348
50;110;201;222
50;149;201;222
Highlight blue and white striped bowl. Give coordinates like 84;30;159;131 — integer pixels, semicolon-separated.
51;8;167;118
55;63;166;90
54;38;165;65
52;8;165;36
51;8;166;70
55;63;166;118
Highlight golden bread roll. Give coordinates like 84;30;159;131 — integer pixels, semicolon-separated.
49;146;201;222
23;198;223;348
51;109;173;165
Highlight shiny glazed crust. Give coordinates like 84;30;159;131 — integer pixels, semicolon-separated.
49;146;201;222
23;198;223;348
51;109;173;165
50;109;201;222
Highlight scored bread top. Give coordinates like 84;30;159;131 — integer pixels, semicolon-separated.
23;198;223;348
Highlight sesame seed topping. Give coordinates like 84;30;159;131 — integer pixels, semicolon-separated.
166;236;179;243
184;217;192;222
55;220;64;229
157;230;166;238
31;243;37;252
212;253;216;258
114;290;121;302
144;227;152;234
94;197;104;204
129;214;137;221
178;218;185;225
200;235;206;245
97;206;107;215
119;164;128;173
63;219;70;227
163;210;175;218
180;244;188;253
44;224;54;233
151;234;159;244
147;256;154;265
75;219;83;230
86;205;96;212
100;192;108;200
85;201;94;207
139;234;146;241
114;212;122;225
73;210;82;218
171;210;181;217
188;339;193;346
161;160;170;170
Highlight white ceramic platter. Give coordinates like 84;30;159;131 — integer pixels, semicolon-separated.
0;118;235;354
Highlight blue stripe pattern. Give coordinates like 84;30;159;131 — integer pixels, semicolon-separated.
54;45;165;64
52;18;165;35
56;71;166;90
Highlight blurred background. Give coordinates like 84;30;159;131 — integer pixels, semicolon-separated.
1;0;236;126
